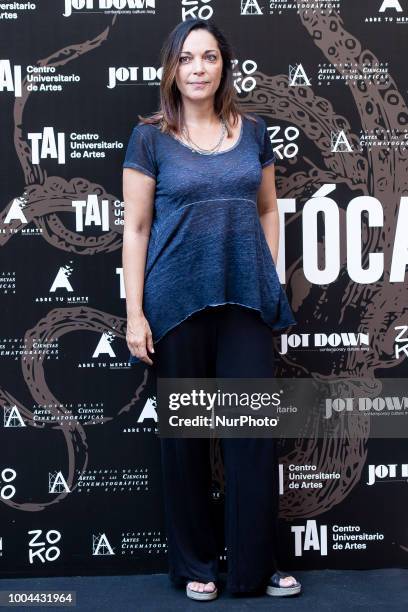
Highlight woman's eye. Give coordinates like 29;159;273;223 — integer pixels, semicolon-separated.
179;55;217;63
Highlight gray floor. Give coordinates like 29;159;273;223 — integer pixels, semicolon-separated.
0;569;407;611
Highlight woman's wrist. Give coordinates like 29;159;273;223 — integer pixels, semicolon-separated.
127;306;144;318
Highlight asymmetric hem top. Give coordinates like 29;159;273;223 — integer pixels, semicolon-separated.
123;113;297;365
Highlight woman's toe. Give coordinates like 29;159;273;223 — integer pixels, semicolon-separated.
280;576;297;586
188;580;216;593
204;582;216;592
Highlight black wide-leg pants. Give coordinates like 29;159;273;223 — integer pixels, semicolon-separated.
153;304;280;593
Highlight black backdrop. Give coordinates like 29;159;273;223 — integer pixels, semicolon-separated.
1;0;407;577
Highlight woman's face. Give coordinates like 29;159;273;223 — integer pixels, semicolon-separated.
175;29;223;104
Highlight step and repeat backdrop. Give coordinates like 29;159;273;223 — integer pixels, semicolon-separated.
1;0;407;578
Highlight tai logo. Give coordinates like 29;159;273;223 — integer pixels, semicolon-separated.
291;520;328;556
73;195;110;231
0;60;22;97
28;128;65;165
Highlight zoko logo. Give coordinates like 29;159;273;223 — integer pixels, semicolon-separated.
292;520;328;556
181;0;213;21
232;59;257;93
267;125;299;160
28;530;62;564
1;468;17;500
0;60;22;97
367;463;408;485
394;326;408;359
28;128;65;165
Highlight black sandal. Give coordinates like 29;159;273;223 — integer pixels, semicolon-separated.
266;570;302;597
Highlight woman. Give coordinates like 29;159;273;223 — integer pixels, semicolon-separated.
122;18;302;602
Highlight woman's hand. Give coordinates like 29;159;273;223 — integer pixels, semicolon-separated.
126;312;155;365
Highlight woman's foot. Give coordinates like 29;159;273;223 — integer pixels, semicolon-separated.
266;570;302;596
186;581;218;601
279;575;297;587
187;581;217;593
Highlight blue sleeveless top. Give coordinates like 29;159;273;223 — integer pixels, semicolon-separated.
123;113;297;365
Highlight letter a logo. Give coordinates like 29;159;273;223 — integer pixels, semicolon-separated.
289;64;311;86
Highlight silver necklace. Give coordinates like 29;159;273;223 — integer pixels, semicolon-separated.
180;118;228;155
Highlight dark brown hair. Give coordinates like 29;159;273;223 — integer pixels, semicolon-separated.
137;18;256;138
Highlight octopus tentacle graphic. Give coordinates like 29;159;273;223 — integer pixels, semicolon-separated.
0;17;141;511
222;6;408;518
8;17;120;254
1;303;149;511
3;7;405;530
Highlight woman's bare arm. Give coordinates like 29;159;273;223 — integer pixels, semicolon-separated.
256;164;279;265
122;167;156;364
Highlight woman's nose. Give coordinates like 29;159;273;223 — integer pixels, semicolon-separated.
192;59;205;73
